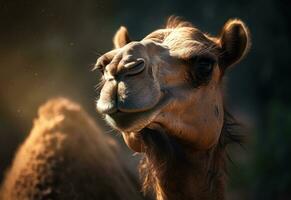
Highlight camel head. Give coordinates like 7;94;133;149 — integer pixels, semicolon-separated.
95;17;250;152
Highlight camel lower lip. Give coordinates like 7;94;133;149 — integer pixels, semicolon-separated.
105;110;154;131
104;90;170;132
107;111;136;121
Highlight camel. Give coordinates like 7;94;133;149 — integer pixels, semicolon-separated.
0;98;145;200
95;16;250;200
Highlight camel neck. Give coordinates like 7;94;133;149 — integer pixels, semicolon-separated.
140;128;226;200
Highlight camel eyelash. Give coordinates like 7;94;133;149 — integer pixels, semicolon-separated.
185;55;215;87
188;53;217;64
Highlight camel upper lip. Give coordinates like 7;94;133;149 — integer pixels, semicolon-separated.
104;89;170;132
107;89;168;116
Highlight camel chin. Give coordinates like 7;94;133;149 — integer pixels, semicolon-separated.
104;90;170;133
104;109;159;133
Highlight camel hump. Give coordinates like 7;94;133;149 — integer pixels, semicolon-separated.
0;98;144;200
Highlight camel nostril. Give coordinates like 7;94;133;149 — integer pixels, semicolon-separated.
123;58;146;76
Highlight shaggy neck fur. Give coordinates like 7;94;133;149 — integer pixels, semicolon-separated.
139;110;242;200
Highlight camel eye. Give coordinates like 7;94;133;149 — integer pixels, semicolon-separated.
195;58;214;79
188;57;215;86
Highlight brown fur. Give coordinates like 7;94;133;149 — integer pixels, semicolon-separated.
0;98;145;200
139;110;243;200
137;18;246;200
95;16;250;200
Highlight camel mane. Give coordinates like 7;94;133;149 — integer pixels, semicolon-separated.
165;16;194;29
138;108;244;197
144;16;219;62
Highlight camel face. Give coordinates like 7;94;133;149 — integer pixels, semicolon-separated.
95;17;250;152
96;40;166;133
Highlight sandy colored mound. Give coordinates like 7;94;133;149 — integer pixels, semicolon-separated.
0;98;144;200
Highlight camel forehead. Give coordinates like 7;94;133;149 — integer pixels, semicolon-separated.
164;27;207;45
144;27;218;59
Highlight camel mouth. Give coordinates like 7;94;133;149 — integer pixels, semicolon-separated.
105;111;155;132
104;90;170;133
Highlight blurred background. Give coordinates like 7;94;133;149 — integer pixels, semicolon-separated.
0;0;290;199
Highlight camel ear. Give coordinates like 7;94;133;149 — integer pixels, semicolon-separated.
113;26;131;49
219;19;250;69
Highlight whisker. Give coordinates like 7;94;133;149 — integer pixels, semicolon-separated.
94;78;105;91
92;50;104;57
